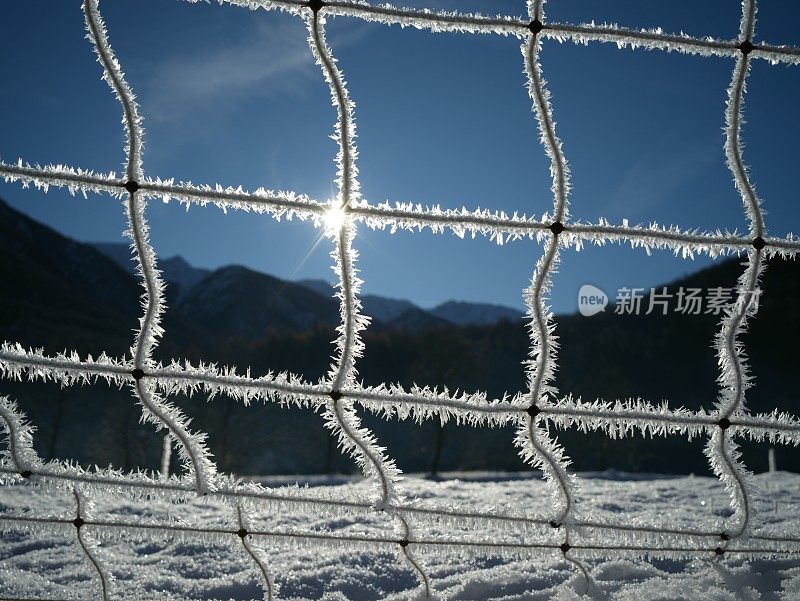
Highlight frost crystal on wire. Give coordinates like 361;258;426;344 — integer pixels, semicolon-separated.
1;0;799;599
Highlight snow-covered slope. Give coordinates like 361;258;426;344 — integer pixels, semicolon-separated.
1;472;799;600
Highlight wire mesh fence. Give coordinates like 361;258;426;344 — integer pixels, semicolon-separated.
1;0;800;598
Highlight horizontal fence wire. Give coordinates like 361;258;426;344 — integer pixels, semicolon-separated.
1;0;800;599
2;512;800;556
2;344;799;443
3;160;800;255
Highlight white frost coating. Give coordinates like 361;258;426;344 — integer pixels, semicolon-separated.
183;0;529;36
236;505;276;601
134;379;217;494
83;0;144;182
305;11;368;390
2;0;800;597
4;158;799;257
143;175;324;218
543;22;736;59
514;416;577;524
2;452;781;546
323;397;402;509
160;434;173;477
123;193;167;368
518;242;578;524
175;0;800;66
0;397;42;476
328;223;370;390
0;342;131;387
353;383;520;426
703;0;765;541
307;12;360;214
545;396;800;447
306;4;408;531
707;251;764;539
72;488;113;601
704;430;757;540
7;476;800;600
0;159;123;196
715;253;764;421
517;3;578;530
180;0;307;19
523;35;571;223
398;543;432;599
308;8;380;479
85;0;163;367
725;0;764;237
528;0;544;21
0;454;376;525
84;0;218;498
523;234;561;409
151;357;326;406
386;508;432;597
306;17;430;595
3;345;800;443
324;0;526;37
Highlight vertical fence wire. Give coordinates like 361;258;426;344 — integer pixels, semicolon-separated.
0;0;799;599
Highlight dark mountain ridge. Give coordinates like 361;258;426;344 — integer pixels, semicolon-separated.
1;197;797;476
93;242;525;330
177;264;341;339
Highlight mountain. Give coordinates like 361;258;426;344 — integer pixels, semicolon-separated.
296;279;522;328
363;296;420;324
92;244;452;336
92;242;210;303
299;279;425;324
94;248;526;331
297;278;335;299
297;280;424;327
91;246;343;336
298;279;449;331
91;242;137;274
2;196;798;476
430;300;524;326
160;256;211;300
0;201;217;362
0;203;141;357
385;307;452;331
175;265;340;340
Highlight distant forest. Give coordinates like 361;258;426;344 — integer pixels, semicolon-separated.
2;198;798;476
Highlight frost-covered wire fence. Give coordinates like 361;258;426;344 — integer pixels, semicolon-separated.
1;0;800;598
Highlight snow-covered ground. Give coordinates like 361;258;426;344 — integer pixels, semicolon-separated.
1;472;800;600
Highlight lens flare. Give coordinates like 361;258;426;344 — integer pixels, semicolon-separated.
323;204;346;235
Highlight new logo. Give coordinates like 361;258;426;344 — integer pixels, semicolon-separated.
578;284;608;317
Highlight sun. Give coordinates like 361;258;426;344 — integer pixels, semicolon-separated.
322;203;346;235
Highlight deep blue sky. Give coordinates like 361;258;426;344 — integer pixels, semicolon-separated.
1;0;798;313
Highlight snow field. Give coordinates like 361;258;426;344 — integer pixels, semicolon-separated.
2;472;800;600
